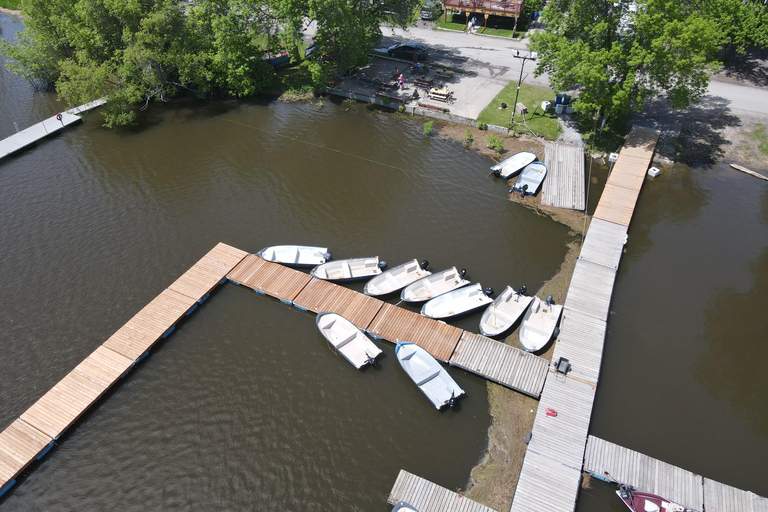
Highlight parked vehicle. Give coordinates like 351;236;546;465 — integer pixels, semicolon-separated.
387;42;429;60
420;1;442;20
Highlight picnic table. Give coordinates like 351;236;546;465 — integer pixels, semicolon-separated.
434;68;454;79
413;77;434;88
428;87;452;102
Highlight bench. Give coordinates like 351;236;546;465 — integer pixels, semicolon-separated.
434;69;454;79
413;77;434;88
428;88;452;102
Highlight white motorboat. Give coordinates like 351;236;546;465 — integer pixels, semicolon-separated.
511;161;547;196
491;150;537;178
316;312;382;369
257;245;330;267
391;502;418;512
518;295;563;352
364;259;430;296
400;267;469;303
395;341;464;409
479;285;533;337
421;283;494;319
310;257;387;281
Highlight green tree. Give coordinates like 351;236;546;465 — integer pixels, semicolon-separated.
530;0;722;121
696;0;768;57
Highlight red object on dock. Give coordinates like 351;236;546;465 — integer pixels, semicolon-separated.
546;408;558;417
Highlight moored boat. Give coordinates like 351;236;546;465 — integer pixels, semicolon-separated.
395;341;464;409
491;150;537;178
518;295;562;352
316;312;382;369
479;285;533;337
511;161;547;196
391;501;418;512
364;259;430;296
257;245;331;267
311;257;387;281
616;484;694;512
400;267;469;303
421;283;493;319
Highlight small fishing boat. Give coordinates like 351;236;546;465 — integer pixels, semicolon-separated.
421;283;493;319
364;259;430;296
511;161;547;196
491;150;537;178
479;285;533;337
310;256;387;281
316;312;382;369
616;484;694;512
391;502;418;512
395;341;464;409
257;245;331;267
400;267;470;303
518;295;562;352
262;50;290;67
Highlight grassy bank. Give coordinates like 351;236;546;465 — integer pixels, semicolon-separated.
434;11;529;38
0;0;21;11
478;83;562;140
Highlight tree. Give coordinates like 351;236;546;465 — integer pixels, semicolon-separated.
695;0;768;57
529;0;723;121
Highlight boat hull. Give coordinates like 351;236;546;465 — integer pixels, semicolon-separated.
257;245;330;267
512;161;547;196
420;283;492;319
617;487;693;512
316;312;382;369
400;267;470;303
479;285;533;337
311;257;384;281
491;151;537;178
518;296;562;352
364;259;430;296
395;341;464;409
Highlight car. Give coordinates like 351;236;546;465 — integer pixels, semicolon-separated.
387;42;429;60
420;1;442;20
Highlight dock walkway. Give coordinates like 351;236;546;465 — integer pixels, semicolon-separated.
388;470;498;512
511;126;660;512
541;143;586;211
0;243;247;498
0;99;106;162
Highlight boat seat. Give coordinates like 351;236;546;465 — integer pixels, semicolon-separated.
335;332;357;349
294;249;301;264
644;502;660;512
532;301;540;313
415;369;441;386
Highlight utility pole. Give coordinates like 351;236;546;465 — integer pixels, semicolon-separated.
510;50;537;125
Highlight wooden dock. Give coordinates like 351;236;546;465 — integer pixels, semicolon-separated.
511;126;659;512
388;470;498;512
0;243;247;498
227;253;549;396
0;99;106;162
541;143;586;211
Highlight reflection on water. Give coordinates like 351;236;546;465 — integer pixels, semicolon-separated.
694;248;768;437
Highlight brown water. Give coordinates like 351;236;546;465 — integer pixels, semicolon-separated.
0;14;572;510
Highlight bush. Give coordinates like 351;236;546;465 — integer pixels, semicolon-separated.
487;133;505;153
464;128;474;147
477;121;488;130
423;120;434;135
398;104;406;113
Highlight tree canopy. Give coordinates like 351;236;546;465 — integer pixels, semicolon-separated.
529;0;724;121
1;0;420;126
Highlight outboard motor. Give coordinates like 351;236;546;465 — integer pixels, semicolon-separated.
483;287;494;297
324;252;332;261
378;260;388;270
459;268;467;278
419;259;429;270
517;285;527;296
546;294;554;306
448;391;456;410
520;184;529;198
367;354;378;368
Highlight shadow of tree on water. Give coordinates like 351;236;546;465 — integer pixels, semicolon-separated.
692;248;768;438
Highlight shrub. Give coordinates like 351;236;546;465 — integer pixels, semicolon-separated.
398;104;406;113
423;120;434;135
477;121;488;130
487;133;504;153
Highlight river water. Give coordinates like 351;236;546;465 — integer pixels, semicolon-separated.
3;13;767;511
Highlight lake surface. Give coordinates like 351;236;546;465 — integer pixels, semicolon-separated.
3;12;767;511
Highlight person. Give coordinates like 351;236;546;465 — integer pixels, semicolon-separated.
398;74;404;90
393;67;399;80
412;53;418;66
471;16;478;32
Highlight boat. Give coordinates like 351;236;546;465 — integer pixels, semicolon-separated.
310;257;387;281
511;161;547;196
315;312;382;369
400;267;470;303
421;283;493;319
479;285;533;337
491;150;537;178
391;502;418;512
395;341;464;409
616;484;694;512
257;245;330;267
364;259;430;296
262;50;291;67
518;295;562;352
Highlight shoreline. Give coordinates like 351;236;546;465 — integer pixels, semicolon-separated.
431;120;587;510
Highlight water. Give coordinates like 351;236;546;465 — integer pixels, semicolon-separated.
0;13;569;510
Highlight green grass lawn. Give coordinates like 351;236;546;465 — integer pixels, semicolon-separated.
434;12;529;38
746;124;768;156
0;0;22;10
478;83;562;140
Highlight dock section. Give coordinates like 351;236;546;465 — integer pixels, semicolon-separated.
0;99;106;162
541;143;586;211
388;470;498;512
0;243;247;498
511;126;659;512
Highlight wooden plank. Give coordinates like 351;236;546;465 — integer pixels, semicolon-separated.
388;470;498;512
542;143;586;211
510;450;583;512
292;278;384;329
562;259;617;322
578;218;628;270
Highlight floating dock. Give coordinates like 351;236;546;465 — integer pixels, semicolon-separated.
511;126;660;512
541;143;586;211
388;470;498;512
0;99;106;162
